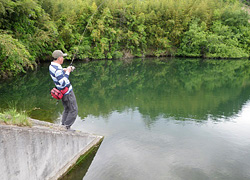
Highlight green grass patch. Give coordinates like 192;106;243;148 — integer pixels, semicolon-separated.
0;108;32;127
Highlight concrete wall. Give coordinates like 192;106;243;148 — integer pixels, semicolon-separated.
0;120;103;180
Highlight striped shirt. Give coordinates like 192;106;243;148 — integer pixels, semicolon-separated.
49;62;72;94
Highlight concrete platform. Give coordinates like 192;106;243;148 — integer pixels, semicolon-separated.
0;119;103;180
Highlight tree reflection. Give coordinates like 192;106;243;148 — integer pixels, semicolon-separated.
73;59;250;122
1;58;250;125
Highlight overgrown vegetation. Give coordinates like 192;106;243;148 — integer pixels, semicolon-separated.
0;0;249;78
0;108;32;126
241;0;250;6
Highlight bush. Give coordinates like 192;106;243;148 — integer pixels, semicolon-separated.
0;33;36;78
178;20;208;57
178;18;249;58
206;21;249;58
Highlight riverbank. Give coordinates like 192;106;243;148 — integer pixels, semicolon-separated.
0;0;249;79
0;119;103;180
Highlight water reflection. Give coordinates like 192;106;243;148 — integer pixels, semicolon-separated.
0;58;250;125
1;58;250;180
66;58;250;123
79;100;250;180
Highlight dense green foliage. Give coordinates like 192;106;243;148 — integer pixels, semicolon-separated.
0;0;249;78
242;0;250;6
0;33;35;78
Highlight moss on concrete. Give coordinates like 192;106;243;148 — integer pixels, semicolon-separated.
59;137;104;180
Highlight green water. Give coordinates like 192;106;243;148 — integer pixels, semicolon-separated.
1;58;250;180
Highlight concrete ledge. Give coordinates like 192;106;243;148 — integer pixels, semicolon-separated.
0;119;103;180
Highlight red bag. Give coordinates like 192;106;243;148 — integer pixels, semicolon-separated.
51;87;69;100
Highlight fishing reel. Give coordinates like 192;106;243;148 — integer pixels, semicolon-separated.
69;66;75;72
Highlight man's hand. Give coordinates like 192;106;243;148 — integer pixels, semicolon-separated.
65;66;72;73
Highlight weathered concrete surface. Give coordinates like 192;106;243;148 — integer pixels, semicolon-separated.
0;119;103;180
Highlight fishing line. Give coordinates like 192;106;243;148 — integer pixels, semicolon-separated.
70;0;109;66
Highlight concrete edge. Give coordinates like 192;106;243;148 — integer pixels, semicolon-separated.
0;119;104;180
52;135;104;180
29;119;105;180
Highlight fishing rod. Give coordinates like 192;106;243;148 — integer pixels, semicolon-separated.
70;0;108;66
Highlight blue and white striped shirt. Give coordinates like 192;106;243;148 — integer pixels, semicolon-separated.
49;62;72;94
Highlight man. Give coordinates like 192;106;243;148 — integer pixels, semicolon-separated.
49;50;78;130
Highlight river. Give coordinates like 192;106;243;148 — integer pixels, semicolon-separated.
1;58;250;180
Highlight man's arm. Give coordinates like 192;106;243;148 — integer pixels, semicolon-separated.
55;68;71;89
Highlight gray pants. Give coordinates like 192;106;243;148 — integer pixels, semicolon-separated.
62;90;78;128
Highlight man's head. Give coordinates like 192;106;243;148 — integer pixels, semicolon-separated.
52;50;67;64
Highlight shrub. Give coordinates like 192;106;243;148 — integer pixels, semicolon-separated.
0;33;36;78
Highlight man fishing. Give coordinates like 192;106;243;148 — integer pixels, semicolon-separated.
49;50;78;130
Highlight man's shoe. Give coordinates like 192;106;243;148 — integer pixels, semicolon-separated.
66;126;76;132
67;129;76;132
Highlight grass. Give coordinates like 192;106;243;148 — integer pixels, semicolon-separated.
0;108;32;127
